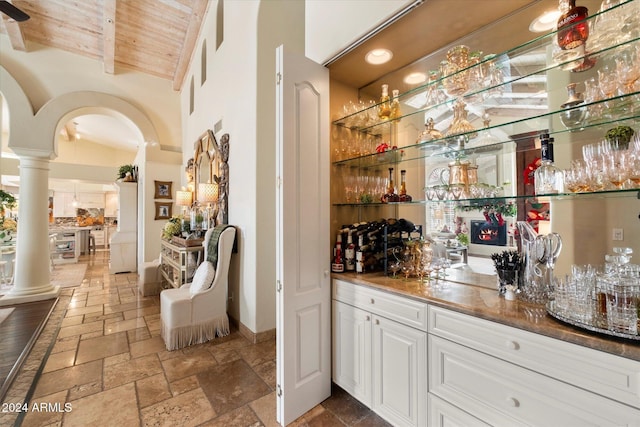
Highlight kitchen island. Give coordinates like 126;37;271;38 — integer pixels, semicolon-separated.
332;272;640;427
49;227;92;264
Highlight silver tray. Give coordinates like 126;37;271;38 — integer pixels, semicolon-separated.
546;301;640;341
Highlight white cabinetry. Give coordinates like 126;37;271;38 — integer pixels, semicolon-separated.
81;192;104;208
105;192;118;217
332;279;427;427
333;300;371;406
52;231;80;264
428;306;640;426
52;192;76;217
109;182;137;273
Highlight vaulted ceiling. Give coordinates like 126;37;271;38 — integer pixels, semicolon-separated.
0;0;209;91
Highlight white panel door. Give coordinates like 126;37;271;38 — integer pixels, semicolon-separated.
275;45;330;426
332;300;372;407
372;315;427;427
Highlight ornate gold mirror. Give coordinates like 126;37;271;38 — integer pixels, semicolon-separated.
192;130;229;225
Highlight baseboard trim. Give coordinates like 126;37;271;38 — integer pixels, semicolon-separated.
229;315;276;344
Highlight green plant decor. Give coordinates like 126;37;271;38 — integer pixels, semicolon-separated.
117;164;135;180
605;126;635;145
456;233;469;246
0;189;16;215
456;200;517;216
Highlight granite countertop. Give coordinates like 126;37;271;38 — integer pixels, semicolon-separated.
333;272;640;362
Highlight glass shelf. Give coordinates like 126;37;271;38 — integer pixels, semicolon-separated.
333;108;640;169
333;189;640;207
333;1;638;131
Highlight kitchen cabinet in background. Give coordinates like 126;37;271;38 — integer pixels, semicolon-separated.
105;192;118;217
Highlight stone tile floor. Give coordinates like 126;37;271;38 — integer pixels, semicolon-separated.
1;251;390;427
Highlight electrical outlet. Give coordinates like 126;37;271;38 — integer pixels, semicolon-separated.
613;228;624;241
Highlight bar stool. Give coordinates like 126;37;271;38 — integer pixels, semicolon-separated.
88;234;96;255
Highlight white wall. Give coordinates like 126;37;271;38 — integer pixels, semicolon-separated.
180;0;305;334
179;0;414;335
305;0;413;64
0;37;181;149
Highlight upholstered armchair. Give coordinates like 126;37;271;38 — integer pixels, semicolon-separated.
160;225;236;351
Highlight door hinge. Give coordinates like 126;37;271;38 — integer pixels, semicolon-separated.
276;280;283;292
276;72;282;85
276;176;282;189
277;384;283;397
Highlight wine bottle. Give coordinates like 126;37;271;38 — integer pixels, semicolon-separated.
355;234;364;273
390;89;401;121
377;84;391;120
345;231;356;271
331;234;344;273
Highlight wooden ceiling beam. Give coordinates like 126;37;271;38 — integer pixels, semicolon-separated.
1;10;27;51
172;0;208;91
103;0;117;74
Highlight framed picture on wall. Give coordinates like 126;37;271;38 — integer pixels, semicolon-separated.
154;180;173;199
155;202;172;220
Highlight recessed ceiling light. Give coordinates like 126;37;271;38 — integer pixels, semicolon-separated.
404;72;427;85
529;9;560;32
365;49;393;65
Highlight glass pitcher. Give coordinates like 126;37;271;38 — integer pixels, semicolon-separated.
516;221;548;304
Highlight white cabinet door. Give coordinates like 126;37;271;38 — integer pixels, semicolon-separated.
372;315;427;427
332;300;372;407
81;192;104;208
53;192;74;217
275;45;330;426
105;192;118;216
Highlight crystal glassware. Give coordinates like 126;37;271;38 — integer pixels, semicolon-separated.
446;100;477;139
560;83;587;130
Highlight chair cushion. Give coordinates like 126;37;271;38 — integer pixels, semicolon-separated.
189;261;216;295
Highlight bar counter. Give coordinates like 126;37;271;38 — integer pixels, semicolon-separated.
333;271;640;362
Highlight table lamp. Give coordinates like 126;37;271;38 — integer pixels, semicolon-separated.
198;182;218;229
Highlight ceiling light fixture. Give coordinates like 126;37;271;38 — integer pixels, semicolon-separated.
404;72;427;85
529;9;560;32
365;48;393;65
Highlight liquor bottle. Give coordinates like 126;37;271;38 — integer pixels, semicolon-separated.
382;168;399;203
377;84;391;120
390;89;401;121
398;169;412;202
355;234;364;273
331;234;344;273
557;0;589;50
535;135;564;195
345;231;356;271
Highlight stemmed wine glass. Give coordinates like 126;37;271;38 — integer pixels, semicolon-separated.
615;49;640;95
389;261;401;279
401;261;414;281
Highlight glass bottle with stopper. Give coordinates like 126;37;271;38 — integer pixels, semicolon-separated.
382;167;399;203
535;134;564;195
390;89;401;121
399;170;412;202
377;84;391;121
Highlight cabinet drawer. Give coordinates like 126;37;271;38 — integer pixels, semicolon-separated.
428;394;489;427
429;335;640;427
429;306;640;409
333;279;428;331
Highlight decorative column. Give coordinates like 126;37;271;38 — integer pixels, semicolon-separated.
0;156;59;306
